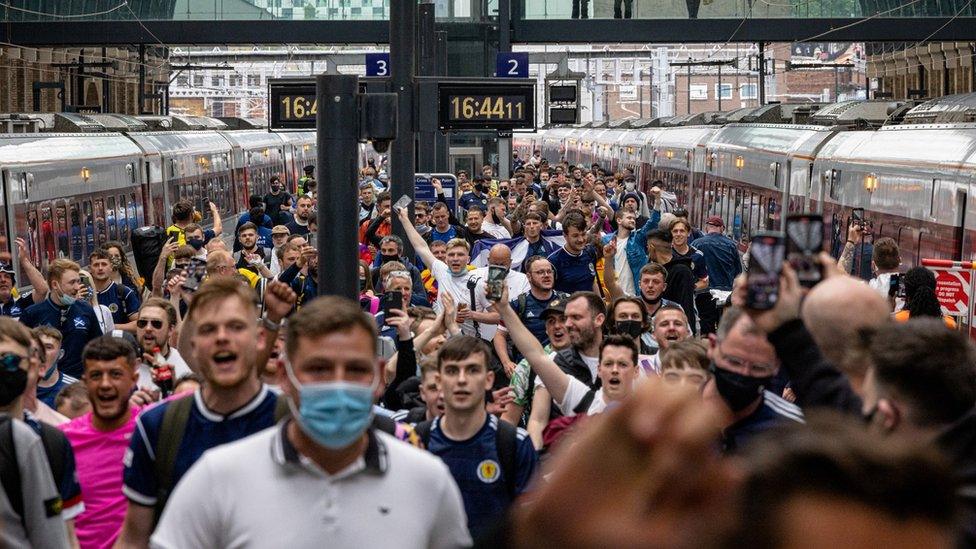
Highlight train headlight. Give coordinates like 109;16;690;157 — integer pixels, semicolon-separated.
864;173;879;193
665;150;674;159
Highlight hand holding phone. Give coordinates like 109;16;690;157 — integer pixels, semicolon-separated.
487;265;509;302
746;232;785;310
786;214;824;288
381;290;403;318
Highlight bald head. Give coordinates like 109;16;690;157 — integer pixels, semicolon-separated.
802;276;890;391
488;244;512;269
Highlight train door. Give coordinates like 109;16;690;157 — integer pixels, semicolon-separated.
955;187;968;261
0;172;11;265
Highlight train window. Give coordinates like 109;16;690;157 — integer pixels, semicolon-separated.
106;196;118;242
828;170;840;200
55;205;68;259
93;198;107;248
40;204;55;264
68;204;82;262
26;207;40;269
117;194;129;246
930;179;939;217
82;200;94;259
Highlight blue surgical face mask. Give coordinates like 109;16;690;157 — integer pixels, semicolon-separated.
284;361;376;450
59;293;76;307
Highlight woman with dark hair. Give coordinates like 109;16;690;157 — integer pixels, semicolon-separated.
101;240;144;295
894;266;957;328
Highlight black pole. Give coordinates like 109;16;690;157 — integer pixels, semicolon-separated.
434;30;450;173
497;0;512;180
390;0;417;256
758;41;766;105
717;63;722;111
138;44;146;114
316;74;360;300
417;2;437;173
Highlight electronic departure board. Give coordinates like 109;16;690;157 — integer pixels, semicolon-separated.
437;80;535;131
268;80;317;130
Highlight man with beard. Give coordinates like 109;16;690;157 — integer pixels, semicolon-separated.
0;237;48;319
263;176;293;227
116;278;295;547
551;292;606;391
285;195;314;237
21;259;103;379
233;222;273;278
493;256;565;376
702;306;803;454
605;202;660;297
133;298;190;396
60;336;141;549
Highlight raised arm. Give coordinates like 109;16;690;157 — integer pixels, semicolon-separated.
16;238;48;302
396;206;437;268
492;286;570;405
602;238;624;301
208;201;223;236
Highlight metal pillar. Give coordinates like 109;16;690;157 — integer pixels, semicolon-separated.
390;0;417;255
316;74;360;300
496;0;512;181
434;31;450;173
687;65;691;114
138;44;146;114
717;63;722;111
417;2;437;174
758;41;766;105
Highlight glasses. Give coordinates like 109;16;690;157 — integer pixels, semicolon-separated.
716;342;775;377
0;352;25;373
137;319;165;329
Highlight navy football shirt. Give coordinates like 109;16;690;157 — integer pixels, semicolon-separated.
547;245;599;294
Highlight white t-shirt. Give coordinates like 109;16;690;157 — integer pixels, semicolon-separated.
136;347;192;393
481;221;511;239
92;304;115;334
151;426;471;549
534;351;599;390
472;267;530;340
430;259;479;337
559;376;608;417
614;234;635;296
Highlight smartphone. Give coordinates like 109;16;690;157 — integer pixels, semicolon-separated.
394;194;412;212
852;207;865;227
79;273;94;298
181;257;208;293
888;273;905;298
381;290;403;317
487;265;509;302
746;232;786;310
785;213;824;288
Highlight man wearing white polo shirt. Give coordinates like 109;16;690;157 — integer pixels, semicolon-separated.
151;296;470;549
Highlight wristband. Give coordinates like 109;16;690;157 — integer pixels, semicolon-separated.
261;316;281;331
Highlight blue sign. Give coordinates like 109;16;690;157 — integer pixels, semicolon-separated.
495;52;529;78
365;53;391;77
415;173;458;215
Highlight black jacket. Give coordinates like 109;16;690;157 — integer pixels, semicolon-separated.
663;258;698;335
554;347;601;390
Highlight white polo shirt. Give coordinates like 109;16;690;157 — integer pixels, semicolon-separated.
151;422;472;549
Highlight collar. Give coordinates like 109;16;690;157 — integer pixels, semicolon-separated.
272;419;388;475
193;384;270;422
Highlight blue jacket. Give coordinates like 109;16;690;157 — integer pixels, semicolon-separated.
607;209;661;291
690;232;742;291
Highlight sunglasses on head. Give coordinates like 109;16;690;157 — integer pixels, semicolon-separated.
137;319;165;329
0;352;25;372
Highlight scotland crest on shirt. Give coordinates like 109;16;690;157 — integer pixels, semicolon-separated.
73;317;87;329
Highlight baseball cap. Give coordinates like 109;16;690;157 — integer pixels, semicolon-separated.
540;298;567;320
272;225;290;236
622;192;641;205
705;215;725;227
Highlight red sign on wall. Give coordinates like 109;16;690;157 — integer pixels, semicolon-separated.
934;268;972;316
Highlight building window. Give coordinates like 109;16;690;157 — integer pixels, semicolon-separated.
192;74;204;87
690;84;708;100
715;83;733;100
211;75;225;87
247;74;261;87
229;73;242;87
176;75;189;87
740;83;758;99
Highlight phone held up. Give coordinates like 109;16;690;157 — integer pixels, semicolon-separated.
785;213;825;288
487;265;509;302
746;232;786;310
381;290;403;317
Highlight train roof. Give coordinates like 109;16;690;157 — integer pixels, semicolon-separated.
126;132;234;155
0;133;142;164
900;92;976;125
217;129;287;149
816;124;976;167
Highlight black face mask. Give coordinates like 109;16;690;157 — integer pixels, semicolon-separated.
710;363;771;412
616;320;643;340
475;184;488;194
500;189;510;198
187;238;205;251
641;292;661;306
380;254;399;264
0;367;27;407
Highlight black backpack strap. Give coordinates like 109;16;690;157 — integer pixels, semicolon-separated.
0;417;24;529
37;423;66;495
153;394;194;523
371;415;398;436
273;393;291;422
115;283;128;318
495;419;519;500
572;389;597;416
414;419;433;448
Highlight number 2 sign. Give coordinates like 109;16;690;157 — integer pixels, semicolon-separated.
495;52;528;78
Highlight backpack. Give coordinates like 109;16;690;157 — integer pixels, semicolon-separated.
414;418;520;499
114;283;128;318
0;417;68;529
153;393;290;522
541;389;596;452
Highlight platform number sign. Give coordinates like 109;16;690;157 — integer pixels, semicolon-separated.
366;53;391;77
496;52;528;78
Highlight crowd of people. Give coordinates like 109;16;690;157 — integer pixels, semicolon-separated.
0;151;973;548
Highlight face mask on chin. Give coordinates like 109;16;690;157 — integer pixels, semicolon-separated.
615;320;643;340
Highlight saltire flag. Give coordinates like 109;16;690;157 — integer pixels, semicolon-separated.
470;230;566;271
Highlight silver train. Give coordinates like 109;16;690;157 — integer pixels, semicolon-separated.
0;114;318;281
514;93;976;271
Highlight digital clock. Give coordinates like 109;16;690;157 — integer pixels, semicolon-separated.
437;80;535;131
268;81;317;130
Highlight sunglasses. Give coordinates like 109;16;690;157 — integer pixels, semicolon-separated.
137;319;165;329
0;352;25;372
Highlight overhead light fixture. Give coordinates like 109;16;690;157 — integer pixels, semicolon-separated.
735;156;745;169
864;173;879;193
80;167;91;182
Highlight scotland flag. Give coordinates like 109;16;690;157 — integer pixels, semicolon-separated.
470;230;566;271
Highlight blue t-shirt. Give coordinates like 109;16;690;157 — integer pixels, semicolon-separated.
429;226;458;244
0;293;34;321
510;291;564;345
96;281;142;326
722;390;804;454
21;299;103;379
426;415;537;538
547;245;599;294
672;246;708;284
459;192;489;213
36;371;78;409
690;233;742;291
123;386;279;507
